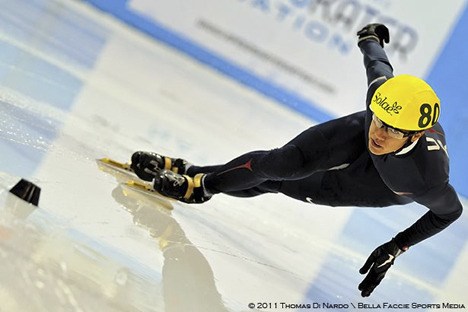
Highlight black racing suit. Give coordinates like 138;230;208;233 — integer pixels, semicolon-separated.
188;40;463;249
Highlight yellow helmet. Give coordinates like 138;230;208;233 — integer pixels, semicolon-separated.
370;75;440;131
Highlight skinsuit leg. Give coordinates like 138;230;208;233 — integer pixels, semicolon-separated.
188;112;367;195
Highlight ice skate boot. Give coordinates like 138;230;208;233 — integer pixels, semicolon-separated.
152;169;211;204
131;151;191;181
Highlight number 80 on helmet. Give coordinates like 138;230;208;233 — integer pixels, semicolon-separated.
370;74;441;131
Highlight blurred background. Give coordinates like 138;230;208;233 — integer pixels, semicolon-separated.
0;0;467;311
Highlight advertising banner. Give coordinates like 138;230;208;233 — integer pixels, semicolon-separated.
127;0;465;118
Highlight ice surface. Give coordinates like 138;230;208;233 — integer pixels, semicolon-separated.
0;1;466;311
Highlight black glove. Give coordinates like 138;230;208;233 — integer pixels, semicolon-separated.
130;151;162;182
357;23;390;47
358;239;406;297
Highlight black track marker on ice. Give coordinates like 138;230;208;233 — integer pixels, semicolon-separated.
9;179;41;206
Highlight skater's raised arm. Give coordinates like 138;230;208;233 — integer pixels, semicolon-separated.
357;24;394;89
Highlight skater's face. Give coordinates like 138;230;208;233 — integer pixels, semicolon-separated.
368;115;423;155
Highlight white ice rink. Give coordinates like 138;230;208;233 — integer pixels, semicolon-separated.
0;1;467;311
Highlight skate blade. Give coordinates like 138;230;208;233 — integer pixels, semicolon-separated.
121;180;174;210
96;158;136;182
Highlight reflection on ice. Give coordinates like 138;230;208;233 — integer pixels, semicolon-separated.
112;185;230;312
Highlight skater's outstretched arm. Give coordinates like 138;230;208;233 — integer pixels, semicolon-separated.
358;23;394;88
